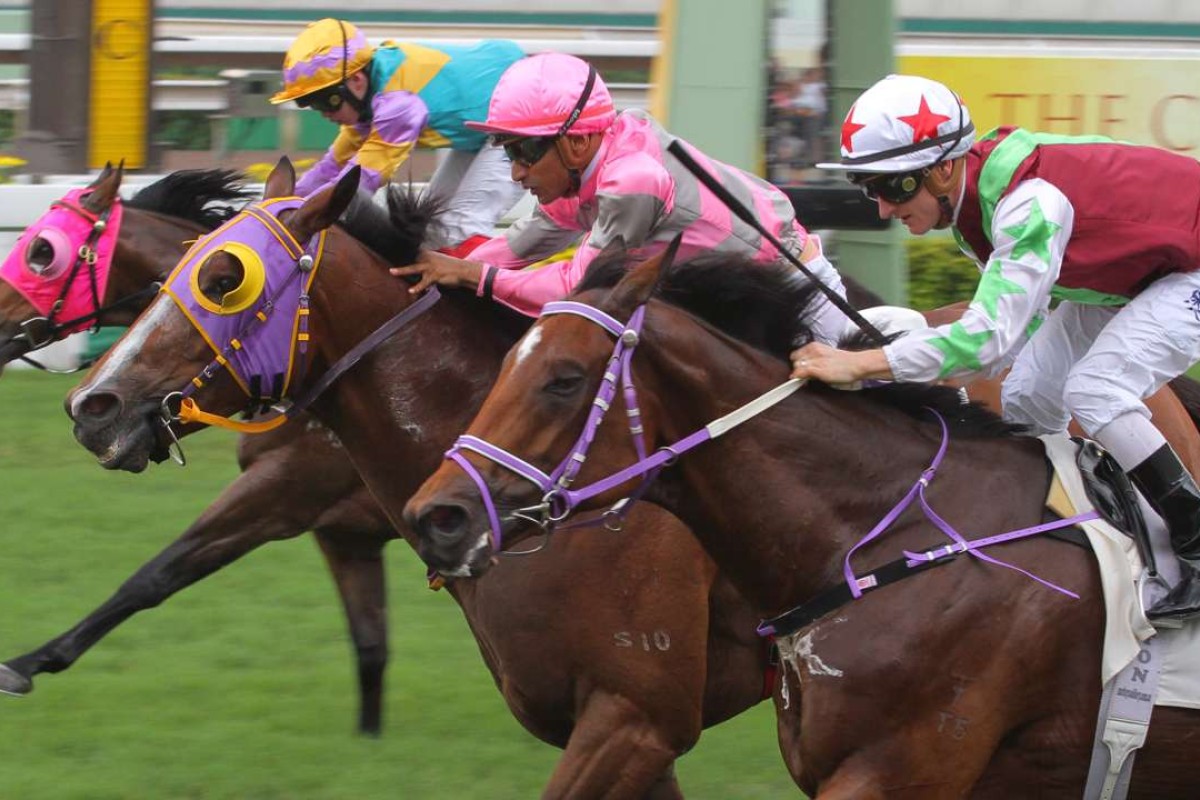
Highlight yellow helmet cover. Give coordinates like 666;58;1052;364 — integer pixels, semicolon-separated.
271;18;375;104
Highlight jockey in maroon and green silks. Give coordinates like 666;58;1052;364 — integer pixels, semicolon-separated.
802;74;1200;622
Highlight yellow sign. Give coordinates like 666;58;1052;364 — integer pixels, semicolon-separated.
900;54;1200;154
88;0;152;168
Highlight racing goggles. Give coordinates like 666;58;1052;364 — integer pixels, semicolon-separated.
850;169;929;205
493;135;558;168
295;85;347;114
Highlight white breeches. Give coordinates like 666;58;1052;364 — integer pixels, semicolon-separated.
1001;270;1200;442
422;145;527;250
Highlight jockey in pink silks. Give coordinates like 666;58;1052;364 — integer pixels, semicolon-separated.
391;52;852;346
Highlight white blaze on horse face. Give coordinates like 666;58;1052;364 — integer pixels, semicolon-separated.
75;294;176;409
513;325;543;368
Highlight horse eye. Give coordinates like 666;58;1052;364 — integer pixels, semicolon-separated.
544;373;584;398
199;253;246;303
25;237;54;275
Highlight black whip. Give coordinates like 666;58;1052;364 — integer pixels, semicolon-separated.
666;140;887;347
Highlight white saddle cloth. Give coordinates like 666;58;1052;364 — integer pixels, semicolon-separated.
1042;434;1200;708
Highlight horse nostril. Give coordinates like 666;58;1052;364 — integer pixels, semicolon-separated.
72;391;123;424
420;504;469;546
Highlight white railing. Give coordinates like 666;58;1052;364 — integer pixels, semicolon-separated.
0;78;650;114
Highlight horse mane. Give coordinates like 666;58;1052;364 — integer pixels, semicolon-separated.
576;251;1022;439
126;169;254;230
333;186;440;268
336;186;531;341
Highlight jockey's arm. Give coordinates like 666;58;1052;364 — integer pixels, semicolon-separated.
295;127;363;196
350;91;429;190
881;179;1072;383
297;92;428;197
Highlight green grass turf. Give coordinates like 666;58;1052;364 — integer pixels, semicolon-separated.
0;371;798;799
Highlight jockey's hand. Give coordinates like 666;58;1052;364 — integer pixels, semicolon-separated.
789;342;893;386
390;250;483;295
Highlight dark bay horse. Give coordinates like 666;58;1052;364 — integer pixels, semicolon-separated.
0;165;406;734
404;249;1200;798
60;162;770;798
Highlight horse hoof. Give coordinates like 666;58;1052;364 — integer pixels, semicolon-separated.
0;664;32;696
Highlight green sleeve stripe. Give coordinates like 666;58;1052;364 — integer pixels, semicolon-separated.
1049;286;1130;306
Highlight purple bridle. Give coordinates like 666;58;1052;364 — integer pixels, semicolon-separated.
444;298;806;552
156;196;442;461
446;295;1094;619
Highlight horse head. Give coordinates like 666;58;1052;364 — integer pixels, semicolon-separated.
0;163;251;374
66;158;433;473
405;243;701;576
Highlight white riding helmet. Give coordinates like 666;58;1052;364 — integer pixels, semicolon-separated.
817;74;974;174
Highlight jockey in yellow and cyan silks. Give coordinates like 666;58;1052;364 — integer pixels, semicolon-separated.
271;19;527;253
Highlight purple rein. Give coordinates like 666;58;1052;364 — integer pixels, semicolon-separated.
446;297;1095;626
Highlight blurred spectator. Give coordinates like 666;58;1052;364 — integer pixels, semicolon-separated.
765;64;828;184
792;66;827;167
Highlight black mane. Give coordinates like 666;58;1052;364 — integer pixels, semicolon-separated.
576;250;1020;438
576;250;821;361
126;169;253;230
336;185;441;267
340;186;531;341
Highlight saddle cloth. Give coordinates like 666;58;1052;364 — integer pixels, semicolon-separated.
1042;434;1200;708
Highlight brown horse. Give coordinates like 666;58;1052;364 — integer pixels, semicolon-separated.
0;165;407;734
404;249;1200;798
59;162;770;798
39;163;1200;796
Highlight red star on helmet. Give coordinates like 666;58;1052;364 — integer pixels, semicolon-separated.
898;95;951;143
841;104;866;152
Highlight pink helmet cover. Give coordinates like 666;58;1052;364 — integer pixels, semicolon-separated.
466;53;616;138
0;188;122;332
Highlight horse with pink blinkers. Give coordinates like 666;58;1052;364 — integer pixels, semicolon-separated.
0;165;421;734
0;164;239;372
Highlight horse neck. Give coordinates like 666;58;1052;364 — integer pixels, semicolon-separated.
110;209;204;314
307;255;520;536
634;309;1009;616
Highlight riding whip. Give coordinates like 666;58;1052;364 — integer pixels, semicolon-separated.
666;140;887;347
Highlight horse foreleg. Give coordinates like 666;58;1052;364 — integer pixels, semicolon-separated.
311;527;389;737
812;776;887;800
540;690;692;800
0;456;334;700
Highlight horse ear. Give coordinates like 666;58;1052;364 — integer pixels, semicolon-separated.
604;233;682;319
83;160;125;212
288;166;361;242
263;156;296;199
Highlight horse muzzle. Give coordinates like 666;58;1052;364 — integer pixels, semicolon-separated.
406;497;500;578
67;388;170;472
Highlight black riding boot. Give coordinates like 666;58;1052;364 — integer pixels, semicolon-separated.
1128;444;1200;622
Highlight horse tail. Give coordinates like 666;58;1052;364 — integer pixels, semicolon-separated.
1169;375;1200;432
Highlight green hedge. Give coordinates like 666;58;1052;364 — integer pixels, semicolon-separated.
905;235;980;311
